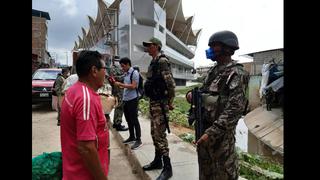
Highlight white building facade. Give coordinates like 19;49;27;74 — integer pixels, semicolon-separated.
73;0;201;86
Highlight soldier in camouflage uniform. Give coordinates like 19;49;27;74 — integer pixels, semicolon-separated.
97;72;113;121
187;31;249;180
108;60;128;131
142;37;176;180
54;67;70;126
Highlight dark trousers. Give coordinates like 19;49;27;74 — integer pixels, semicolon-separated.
123;98;141;140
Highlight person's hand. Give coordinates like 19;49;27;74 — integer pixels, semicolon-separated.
114;81;121;87
196;133;209;146
107;76;116;84
186;91;192;104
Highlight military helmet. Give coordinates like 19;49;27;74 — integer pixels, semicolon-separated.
208;30;239;50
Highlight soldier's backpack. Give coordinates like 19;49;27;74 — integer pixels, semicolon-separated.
130;69;144;99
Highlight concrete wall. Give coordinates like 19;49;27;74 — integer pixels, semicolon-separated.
241;62;253;75
130;0;162;73
248;132;283;164
248;75;262;110
246;49;283;109
32;16;48;64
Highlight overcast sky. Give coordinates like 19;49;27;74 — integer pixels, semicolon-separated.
32;0;283;68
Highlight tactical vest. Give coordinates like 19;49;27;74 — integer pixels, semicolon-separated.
201;62;249;125
144;54;171;101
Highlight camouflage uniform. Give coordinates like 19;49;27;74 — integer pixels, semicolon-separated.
109;65;125;126
146;53;176;156
97;79;112;95
198;60;249;180
54;74;66;122
97;79;112;120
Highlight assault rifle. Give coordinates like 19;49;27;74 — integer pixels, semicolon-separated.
188;87;205;142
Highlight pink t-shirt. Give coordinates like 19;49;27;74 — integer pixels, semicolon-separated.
60;81;109;180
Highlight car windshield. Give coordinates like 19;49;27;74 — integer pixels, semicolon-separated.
33;70;61;80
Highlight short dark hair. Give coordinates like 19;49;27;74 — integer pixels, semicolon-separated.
61;67;70;74
76;50;103;78
119;57;131;66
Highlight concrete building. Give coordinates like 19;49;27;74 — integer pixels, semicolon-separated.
32;9;51;70
244;48;283;76
242;48;284;164
242;48;283;110
72;0;201;86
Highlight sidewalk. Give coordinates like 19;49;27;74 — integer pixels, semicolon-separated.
32;106;140;180
109;110;247;180
108;126;140;180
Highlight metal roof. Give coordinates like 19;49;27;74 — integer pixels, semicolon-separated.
242;48;283;57
158;0;202;46
32;9;51;20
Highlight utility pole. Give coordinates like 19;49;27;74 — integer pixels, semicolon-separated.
66;52;68;66
54;52;58;66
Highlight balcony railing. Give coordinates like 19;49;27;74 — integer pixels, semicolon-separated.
165;30;195;59
164;46;194;68
172;71;195;80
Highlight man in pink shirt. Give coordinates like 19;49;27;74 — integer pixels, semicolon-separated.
60;50;109;180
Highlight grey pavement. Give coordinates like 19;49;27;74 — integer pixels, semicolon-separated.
108;126;141;180
109;110;247;180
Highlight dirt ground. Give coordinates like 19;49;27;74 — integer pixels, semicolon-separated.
169;122;194;137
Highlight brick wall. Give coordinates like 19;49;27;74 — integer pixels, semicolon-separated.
32;16;48;64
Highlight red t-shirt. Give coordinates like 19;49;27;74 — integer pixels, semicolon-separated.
60;81;109;180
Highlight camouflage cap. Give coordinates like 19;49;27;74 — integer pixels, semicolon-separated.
143;37;162;48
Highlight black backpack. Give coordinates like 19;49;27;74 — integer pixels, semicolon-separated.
130;69;144;99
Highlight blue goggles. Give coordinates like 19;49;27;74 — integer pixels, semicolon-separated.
205;48;215;60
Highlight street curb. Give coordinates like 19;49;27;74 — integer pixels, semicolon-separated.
108;121;151;180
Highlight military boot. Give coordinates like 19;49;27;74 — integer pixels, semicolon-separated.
156;155;172;180
142;152;163;171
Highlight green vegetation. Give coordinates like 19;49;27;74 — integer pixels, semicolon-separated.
171;84;200;128
138;85;283;180
138;97;191;128
175;84;200;95
238;151;283;179
178;133;195;143
239;151;283;174
138;98;149;115
139;84;198;128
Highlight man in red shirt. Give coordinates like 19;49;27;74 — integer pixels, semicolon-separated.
60;50;109;180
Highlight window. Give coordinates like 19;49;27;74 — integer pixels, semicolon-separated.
159;25;164;33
